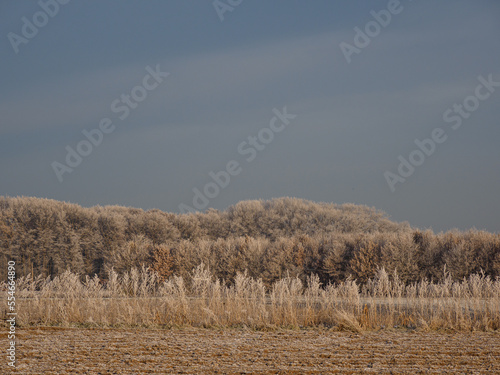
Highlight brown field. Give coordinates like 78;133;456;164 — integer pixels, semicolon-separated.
4;327;500;374
3;268;499;373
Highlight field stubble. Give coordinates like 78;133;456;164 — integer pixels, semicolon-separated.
3;327;499;374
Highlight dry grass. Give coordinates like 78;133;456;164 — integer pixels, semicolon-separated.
2;265;499;331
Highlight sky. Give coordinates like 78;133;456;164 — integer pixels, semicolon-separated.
1;0;499;233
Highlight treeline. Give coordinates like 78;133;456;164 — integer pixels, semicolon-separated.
152;230;500;287
0;196;499;285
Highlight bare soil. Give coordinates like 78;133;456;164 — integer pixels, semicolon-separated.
3;327;500;374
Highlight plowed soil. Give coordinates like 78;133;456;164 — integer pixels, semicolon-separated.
4;327;500;374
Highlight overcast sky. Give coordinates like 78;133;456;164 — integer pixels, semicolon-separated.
1;0;499;232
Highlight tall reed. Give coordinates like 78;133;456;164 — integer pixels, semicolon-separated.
2;266;499;331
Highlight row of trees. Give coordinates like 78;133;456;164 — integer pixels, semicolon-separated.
151;230;500;287
1;196;499;285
